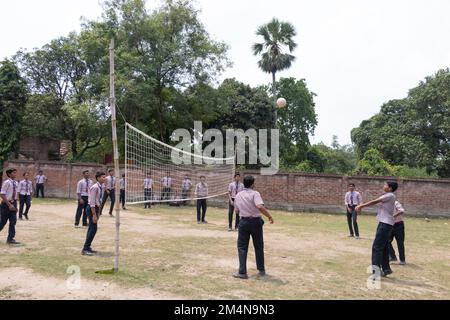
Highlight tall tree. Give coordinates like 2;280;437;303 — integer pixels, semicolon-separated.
0;60;28;171
253;18;297;124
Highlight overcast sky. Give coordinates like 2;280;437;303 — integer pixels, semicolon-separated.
1;0;449;145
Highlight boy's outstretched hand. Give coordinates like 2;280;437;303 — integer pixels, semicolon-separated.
355;205;363;213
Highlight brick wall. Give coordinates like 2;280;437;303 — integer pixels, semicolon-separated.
3;160;450;217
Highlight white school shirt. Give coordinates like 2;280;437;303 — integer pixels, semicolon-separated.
35;175;47;184
162;177;172;188
228;181;244;198
195;182;208;198
88;182;103;207
234;188;264;218
76;178;93;197
182;179;192;190
18;179;33;196
144;178;153;189
1;179;18;202
105;175;116;190
345;191;363;206
120;178;126;190
376;192;396;226
394;201;405;224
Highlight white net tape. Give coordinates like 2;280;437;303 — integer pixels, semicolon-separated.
125;123;235;205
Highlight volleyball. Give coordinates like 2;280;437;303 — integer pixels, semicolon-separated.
277;97;287;108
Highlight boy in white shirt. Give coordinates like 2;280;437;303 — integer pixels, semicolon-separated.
389;200;406;265
18;172;33;220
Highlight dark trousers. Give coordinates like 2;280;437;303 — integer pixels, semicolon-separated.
0;202;17;241
372;222;394;272
35;184;44;198
161;187;171;201
144;189;152;208
19;195;31;219
196;199;207;222
181;188;189;205
389;222;406;262
228;200;240;229
101;189;115;215
237;218;265;275
83;205;99;251
120;189;126;208
346;206;359;236
75;196;89;226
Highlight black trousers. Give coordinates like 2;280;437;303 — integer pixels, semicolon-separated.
0;202;17;242
346;206;359;236
237;218;265;275
75;196;89;226
83;205;99;251
228;199;240;229
161;187;171;201
144;189;152;208
120;189;126;208
19;195;31;219
101;189;115;215
196;199;207;222
181;188;190;205
35;184;45;198
372;222;393;273
389;222;406;262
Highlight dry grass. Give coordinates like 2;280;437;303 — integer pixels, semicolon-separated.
0;198;449;300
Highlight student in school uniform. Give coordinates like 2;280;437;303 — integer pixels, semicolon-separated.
161;174;172;201
195;176;208;224
389;200;407;265
181;175;192;205
18;172;33;220
82;171;106;256
34;170;47;198
144;174;153;209
228;173;244;232
344;183;363;239
356;181;399;277
119;174;127;210
0;168;20;245
74;170;93;228
233;176;274;279
101;169;116;217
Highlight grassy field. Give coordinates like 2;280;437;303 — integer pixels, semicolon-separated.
0;198;449;300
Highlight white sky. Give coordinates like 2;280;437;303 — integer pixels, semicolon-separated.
1;0;449;145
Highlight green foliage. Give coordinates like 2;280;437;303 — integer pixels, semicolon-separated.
352;68;450;178
354;149;395;176
0;60;28;170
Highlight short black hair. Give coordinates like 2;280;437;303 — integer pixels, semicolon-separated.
348;183;355;187
23;172;29;177
38;170;43;173
5;168;17;177
234;173;241;178
96;172;106;180
82;170;89;174
243;176;255;188
108;168;114;173
386;181;399;192
200;175;206;179
122;173;125;177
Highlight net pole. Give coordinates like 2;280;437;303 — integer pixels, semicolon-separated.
110;38;121;273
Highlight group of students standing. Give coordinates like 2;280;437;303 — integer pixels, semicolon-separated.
0;168;48;244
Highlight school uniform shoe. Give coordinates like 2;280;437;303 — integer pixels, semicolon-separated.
74;225;81;229
228;228;233;232
348;235;354;238
232;273;248;280
382;270;393;277
7;239;21;245
355;236;361;240
389;257;398;262
202;221;208;224
82;250;94;256
25;215;29;221
257;271;266;277
197;221;202;224
399;261;406;266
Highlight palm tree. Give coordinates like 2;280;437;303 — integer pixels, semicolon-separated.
253;18;297;124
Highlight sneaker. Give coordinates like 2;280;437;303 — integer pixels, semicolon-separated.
82;250;94;256
399;261;406;266
197;221;201;224
202;221;208;224
82;224;88;227
75;225;81;229
228;228;232;232
19;217;23;221
258;270;266;277
348;235;354;238
123;207;127;210
232;273;248;279
25;215;29;221
355;236;360;240
7;239;21;245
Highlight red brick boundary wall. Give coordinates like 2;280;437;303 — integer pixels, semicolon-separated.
3;160;450;217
